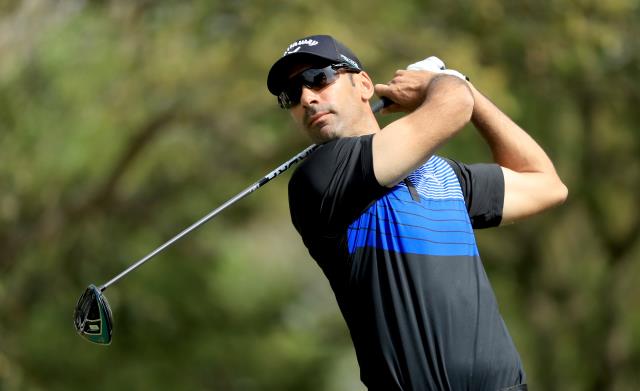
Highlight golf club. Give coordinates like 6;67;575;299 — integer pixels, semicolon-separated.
73;55;461;345
73;99;391;345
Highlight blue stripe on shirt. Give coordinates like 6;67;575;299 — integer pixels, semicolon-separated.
347;188;478;257
347;155;478;256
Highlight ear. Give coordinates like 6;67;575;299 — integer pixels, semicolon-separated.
357;71;375;101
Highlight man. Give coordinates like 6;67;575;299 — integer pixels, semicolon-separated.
267;34;567;391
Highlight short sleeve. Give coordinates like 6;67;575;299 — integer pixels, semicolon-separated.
444;159;504;229
288;135;388;243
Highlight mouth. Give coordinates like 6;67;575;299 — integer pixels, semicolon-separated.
307;111;331;128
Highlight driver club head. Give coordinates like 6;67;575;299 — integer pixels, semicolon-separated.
74;284;113;345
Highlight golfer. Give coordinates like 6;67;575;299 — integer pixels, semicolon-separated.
267;34;567;391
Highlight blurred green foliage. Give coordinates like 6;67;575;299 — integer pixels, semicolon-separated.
1;1;639;390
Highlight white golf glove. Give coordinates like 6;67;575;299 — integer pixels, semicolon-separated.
407;56;469;81
407;56;446;72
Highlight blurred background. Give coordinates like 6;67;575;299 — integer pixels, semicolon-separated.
1;0;638;390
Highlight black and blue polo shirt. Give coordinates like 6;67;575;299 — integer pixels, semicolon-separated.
288;135;526;391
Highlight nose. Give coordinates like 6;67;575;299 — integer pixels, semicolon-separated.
299;85;320;108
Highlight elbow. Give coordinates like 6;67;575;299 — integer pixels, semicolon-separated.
428;74;473;109
460;90;475;123
448;76;475;129
557;180;569;205
550;177;569;207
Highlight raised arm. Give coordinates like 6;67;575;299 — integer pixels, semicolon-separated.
373;72;474;187
469;83;568;224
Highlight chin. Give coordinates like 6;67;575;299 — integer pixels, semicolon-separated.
308;126;340;144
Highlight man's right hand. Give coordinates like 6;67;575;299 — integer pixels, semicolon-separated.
374;70;441;114
373;56;468;114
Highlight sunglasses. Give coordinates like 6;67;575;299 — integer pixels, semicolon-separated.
278;63;361;109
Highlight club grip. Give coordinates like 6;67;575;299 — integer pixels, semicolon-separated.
371;97;393;113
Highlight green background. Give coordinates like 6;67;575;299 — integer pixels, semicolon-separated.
1;0;638;390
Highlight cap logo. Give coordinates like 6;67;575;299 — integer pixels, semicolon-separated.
283;39;319;56
340;54;359;69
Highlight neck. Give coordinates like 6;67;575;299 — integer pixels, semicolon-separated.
345;106;381;137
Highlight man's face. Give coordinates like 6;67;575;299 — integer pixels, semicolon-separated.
285;63;364;144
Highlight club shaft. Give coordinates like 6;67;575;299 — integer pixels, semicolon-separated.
99;100;388;292
100;143;319;291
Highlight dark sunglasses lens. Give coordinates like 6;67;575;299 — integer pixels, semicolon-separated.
301;68;331;88
278;66;339;109
74;284;113;345
278;85;302;109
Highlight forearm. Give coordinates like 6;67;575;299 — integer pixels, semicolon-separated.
470;84;555;173
468;83;567;223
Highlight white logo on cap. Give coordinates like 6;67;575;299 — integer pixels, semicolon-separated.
283;39;319;56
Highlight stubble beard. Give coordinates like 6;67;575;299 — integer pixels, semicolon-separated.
303;104;343;144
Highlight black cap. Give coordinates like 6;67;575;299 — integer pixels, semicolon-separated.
267;35;363;96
